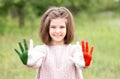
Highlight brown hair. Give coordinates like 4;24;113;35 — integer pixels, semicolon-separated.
39;7;75;45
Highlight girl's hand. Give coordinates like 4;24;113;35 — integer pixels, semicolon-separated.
81;40;94;66
14;39;28;65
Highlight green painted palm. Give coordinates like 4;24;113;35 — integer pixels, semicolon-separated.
14;39;28;65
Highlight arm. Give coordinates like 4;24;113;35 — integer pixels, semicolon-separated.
14;39;45;68
27;39;45;68
70;40;94;68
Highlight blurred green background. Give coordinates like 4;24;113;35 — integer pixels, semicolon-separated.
0;0;120;79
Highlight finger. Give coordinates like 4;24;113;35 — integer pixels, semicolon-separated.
18;42;24;52
81;40;85;52
23;39;28;50
14;49;21;57
29;39;33;49
86;41;88;53
89;46;94;56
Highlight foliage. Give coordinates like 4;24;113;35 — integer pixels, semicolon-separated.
0;12;120;79
0;0;119;27
0;0;119;16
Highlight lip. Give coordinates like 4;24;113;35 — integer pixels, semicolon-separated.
53;33;62;37
53;36;62;38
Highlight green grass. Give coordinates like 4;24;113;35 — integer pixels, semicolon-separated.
0;13;120;79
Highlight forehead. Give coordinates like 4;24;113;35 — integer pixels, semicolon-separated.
50;18;67;26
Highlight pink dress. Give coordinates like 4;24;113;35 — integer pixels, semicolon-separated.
27;44;87;79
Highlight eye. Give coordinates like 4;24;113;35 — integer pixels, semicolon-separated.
50;25;56;29
60;26;65;28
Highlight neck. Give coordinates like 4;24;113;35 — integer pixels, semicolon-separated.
50;41;65;45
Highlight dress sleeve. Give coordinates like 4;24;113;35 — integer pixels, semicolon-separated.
27;45;46;68
70;42;86;68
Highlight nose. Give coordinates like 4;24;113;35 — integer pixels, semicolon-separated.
56;28;60;33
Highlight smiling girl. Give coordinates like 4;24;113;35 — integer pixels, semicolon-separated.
15;7;94;79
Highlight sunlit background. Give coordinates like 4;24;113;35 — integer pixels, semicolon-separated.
0;0;120;79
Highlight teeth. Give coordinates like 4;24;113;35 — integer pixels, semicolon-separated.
54;36;61;38
55;36;61;38
54;35;61;37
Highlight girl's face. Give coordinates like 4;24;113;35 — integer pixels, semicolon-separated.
49;18;67;45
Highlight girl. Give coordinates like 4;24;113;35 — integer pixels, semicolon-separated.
15;7;94;79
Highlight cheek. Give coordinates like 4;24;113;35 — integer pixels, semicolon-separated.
49;28;53;36
64;28;67;35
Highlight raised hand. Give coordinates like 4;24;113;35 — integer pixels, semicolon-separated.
14;39;28;65
81;40;94;66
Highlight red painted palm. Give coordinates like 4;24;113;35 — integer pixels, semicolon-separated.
81;41;94;66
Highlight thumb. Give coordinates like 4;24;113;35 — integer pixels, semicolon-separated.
29;39;34;49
